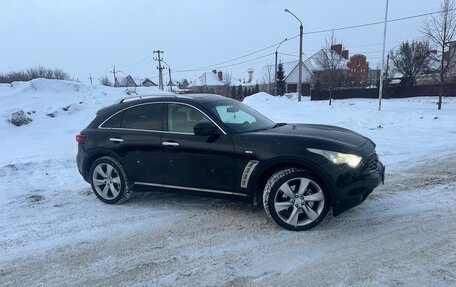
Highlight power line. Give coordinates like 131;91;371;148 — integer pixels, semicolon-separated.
118;8;454;78
173;53;275;73
175;8;455;73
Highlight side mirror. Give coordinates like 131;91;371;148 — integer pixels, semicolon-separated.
194;122;219;136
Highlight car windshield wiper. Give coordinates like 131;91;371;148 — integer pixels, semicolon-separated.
272;123;286;128
249;123;286;133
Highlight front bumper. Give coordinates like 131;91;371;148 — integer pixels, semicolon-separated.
332;161;385;216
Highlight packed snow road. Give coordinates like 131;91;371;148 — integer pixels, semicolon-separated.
1;153;456;286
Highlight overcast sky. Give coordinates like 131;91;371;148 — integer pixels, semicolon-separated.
1;0;442;84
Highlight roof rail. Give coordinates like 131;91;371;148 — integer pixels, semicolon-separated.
115;94;176;104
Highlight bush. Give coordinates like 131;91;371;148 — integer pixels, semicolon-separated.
0;66;71;83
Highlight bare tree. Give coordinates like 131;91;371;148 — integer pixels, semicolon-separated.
223;72;232;86
391;40;432;86
422;0;456;109
100;75;112;86
316;33;346;105
262;63;274;94
0;66;71;83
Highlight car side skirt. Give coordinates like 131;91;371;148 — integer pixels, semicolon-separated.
134;182;247;197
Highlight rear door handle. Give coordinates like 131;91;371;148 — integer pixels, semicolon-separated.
162;141;179;147
110;137;124;143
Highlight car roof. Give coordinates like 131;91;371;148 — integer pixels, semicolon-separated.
115;93;231;105
96;93;233;117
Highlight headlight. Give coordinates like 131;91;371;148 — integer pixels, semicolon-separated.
307;148;362;168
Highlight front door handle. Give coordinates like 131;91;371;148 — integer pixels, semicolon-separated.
109;137;124;143
162;141;180;147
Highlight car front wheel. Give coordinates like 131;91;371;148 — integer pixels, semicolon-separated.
89;156;134;204
263;168;329;231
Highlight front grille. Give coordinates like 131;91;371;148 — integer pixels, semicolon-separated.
368;152;379;171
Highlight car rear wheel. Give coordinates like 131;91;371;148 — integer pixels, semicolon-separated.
89;156;134;204
263;168;329;231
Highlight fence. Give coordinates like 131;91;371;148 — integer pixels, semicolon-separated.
311;84;456;101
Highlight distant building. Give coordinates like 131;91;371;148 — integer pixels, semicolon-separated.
188;70;228;97
177;79;190;89
115;75;138;87
283;62;315;96
142;78;157;87
347;54;369;86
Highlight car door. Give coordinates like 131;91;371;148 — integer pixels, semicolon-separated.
104;103;163;184
161;103;236;192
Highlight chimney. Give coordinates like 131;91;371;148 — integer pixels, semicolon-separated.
212;69;217;74
217;71;223;81
341;50;349;60
331;44;342;55
444;51;450;62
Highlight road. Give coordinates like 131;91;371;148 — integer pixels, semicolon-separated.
1;155;456;286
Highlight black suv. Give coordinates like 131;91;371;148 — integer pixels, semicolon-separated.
77;94;384;231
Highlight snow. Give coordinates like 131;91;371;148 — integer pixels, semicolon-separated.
0;78;171;165
1;79;456;286
244;92;456;172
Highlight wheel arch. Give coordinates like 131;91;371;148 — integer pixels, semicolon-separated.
249;157;335;207
83;149;129;181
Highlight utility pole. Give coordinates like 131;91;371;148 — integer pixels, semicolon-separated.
275;38;288;96
88;73;94;85
153;50;164;89
378;0;389;111
168;67;173;92
110;65;117;87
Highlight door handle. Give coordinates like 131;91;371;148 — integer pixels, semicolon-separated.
109;137;124;143
162;141;180;147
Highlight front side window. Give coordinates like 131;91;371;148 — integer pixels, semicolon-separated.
121;103;162;131
204;100;275;134
167;104;211;134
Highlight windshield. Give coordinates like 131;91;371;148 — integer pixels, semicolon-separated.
203;100;276;134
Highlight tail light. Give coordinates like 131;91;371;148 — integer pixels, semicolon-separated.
76;134;87;143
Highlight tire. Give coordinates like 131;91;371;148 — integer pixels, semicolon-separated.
263;168;329;231
89;156;134;204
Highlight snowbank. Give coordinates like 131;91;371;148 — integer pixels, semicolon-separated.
1;79;171;164
244;92;456;171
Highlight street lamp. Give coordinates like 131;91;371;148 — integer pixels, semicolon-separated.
275;37;288;96
285;8;303;102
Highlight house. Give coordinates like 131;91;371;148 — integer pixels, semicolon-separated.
188;70;225;87
142;78;157;87
177;79;190;89
283;61;315;96
188;70;229;97
115;75;138;87
347;54;369;85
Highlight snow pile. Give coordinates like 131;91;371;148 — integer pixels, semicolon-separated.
0;78;171;164
245;92;456;171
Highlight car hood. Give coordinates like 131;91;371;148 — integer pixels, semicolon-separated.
251;123;369;149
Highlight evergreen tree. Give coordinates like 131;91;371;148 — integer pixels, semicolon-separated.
254;83;260;94
276;63;286;96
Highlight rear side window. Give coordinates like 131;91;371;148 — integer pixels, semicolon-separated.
101;112;122;128
121;104;162;131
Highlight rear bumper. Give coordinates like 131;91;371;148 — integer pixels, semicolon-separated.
332;161;385;216
76;144;90;182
